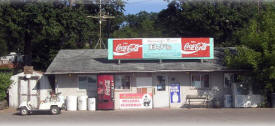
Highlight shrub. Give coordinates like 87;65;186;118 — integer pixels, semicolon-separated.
0;72;12;101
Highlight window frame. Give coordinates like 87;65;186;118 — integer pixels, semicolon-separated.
224;73;238;89
114;74;131;91
77;75;97;92
224;73;232;88
156;74;168;91
190;72;210;89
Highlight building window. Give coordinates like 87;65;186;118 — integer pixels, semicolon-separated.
224;73;237;88
115;75;130;89
191;73;209;89
78;76;97;91
157;75;166;91
202;74;209;88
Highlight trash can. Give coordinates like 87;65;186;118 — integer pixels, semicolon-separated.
66;96;77;111
88;98;96;111
272;93;275;108
78;96;88;110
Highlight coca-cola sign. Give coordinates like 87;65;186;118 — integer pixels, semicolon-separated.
108;38;214;60
113;39;143;59
181;38;212;58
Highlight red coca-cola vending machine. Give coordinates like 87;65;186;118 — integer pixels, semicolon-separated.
97;75;114;110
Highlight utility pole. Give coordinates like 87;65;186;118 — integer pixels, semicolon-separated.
87;0;115;49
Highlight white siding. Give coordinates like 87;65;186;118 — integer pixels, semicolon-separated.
55;74;97;98
54;72;264;110
8;72;51;108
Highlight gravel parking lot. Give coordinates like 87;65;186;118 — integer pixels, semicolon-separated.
1;108;275;126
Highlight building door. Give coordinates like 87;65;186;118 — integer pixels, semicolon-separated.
153;74;169;108
97;75;114;110
18;78;28;106
29;79;40;108
18;77;40;108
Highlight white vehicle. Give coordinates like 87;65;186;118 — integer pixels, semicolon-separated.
18;92;65;115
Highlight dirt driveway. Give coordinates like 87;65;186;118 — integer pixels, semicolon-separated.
0;108;275;126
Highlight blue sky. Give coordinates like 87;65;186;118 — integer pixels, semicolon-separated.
124;0;168;15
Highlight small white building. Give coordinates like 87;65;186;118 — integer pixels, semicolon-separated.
45;49;263;110
8;67;51;108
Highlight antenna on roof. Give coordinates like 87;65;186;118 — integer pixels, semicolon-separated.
87;0;115;49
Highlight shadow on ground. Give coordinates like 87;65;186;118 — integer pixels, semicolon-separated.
181;104;220;109
13;111;55;116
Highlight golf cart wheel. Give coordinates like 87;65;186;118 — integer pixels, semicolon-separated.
20;107;28;115
50;106;60;115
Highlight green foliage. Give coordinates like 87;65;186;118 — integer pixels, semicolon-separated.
112;11;162;38
225;3;275;104
0;68;13;73
225;46;260;70
0;1;124;70
157;0;258;46
0;72;12;101
0;4;8;56
0;39;8;56
1;0;261;70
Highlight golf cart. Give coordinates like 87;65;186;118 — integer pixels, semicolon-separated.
18;92;65;115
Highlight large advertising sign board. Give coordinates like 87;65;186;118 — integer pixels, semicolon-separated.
119;93;152;109
108;38;214;60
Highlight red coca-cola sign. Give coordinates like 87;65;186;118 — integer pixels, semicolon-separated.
181;38;210;58
113;39;143;59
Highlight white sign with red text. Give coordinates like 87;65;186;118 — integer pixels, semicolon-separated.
119;93;152;109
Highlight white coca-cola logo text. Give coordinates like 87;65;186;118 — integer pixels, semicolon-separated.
182;42;209;55
104;80;110;96
114;44;141;56
184;42;208;51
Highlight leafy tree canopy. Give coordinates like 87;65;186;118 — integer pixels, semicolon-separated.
157;0;258;46
0;72;12;101
225;3;275;105
0;0;124;70
112;11;162;38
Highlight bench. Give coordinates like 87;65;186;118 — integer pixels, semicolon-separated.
186;95;209;108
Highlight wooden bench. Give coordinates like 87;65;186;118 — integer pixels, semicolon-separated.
186;95;209;108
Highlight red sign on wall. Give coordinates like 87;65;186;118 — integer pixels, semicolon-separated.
113;39;143;59
181;38;211;58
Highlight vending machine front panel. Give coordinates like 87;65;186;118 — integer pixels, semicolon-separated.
97;75;114;110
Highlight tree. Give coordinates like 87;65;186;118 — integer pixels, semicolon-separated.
112;11;162;38
0;36;8;56
0;5;8;56
0;0;125;70
157;0;258;46
0;72;12;101
225;2;275;106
